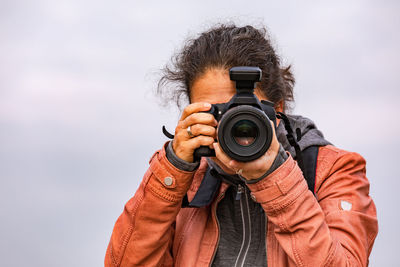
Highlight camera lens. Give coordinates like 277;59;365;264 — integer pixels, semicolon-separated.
231;120;258;146
217;105;273;162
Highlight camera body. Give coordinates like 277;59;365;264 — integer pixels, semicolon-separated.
194;66;277;162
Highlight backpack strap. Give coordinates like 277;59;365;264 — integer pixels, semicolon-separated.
301;145;320;195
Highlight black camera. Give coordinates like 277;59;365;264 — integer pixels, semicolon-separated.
194;66;277;162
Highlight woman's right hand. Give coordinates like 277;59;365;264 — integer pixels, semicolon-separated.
172;102;218;163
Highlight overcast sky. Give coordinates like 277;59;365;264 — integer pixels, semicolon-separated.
0;0;399;266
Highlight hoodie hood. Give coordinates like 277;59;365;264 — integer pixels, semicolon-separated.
276;114;331;159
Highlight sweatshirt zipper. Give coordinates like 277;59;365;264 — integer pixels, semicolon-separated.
235;184;243;200
234;184;252;267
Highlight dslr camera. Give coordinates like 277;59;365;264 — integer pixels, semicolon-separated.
194;66;277;162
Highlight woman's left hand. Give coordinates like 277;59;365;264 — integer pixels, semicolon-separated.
211;120;280;181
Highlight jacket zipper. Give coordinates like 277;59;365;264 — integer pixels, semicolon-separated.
209;191;225;267
234;184;252;267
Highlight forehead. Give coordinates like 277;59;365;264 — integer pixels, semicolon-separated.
189;68;267;104
190;68;236;104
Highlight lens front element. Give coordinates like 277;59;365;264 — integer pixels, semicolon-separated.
218;105;273;162
231;120;258;146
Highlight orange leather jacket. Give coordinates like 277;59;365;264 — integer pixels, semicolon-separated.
105;143;378;266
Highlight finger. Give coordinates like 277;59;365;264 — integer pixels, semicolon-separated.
269;119;277;137
266;119;279;154
213;142;248;171
180;102;211;121
213;142;235;169
182;112;218;129
174;123;216;143
188;124;217;138
174;125;192;141
185;135;215;151
173;135;214;162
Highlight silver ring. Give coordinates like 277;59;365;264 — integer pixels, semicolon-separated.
236;169;243;176
187;126;194;138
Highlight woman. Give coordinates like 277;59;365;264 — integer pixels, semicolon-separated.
105;24;378;266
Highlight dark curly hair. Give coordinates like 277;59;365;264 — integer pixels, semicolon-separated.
157;23;295;111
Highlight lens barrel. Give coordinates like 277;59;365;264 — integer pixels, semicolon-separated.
217;105;273;162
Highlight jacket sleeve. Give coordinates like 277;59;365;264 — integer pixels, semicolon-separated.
247;145;378;266
105;144;195;267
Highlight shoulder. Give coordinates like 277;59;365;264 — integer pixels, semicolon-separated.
315;145;368;198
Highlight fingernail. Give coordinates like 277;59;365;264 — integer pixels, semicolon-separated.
204;103;211;108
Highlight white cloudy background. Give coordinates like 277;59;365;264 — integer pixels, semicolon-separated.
1;0;399;266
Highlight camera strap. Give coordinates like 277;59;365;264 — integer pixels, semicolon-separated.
276;112;318;195
276;112;305;172
162;125;175;139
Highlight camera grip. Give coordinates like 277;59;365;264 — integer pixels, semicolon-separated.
194;146;216;161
